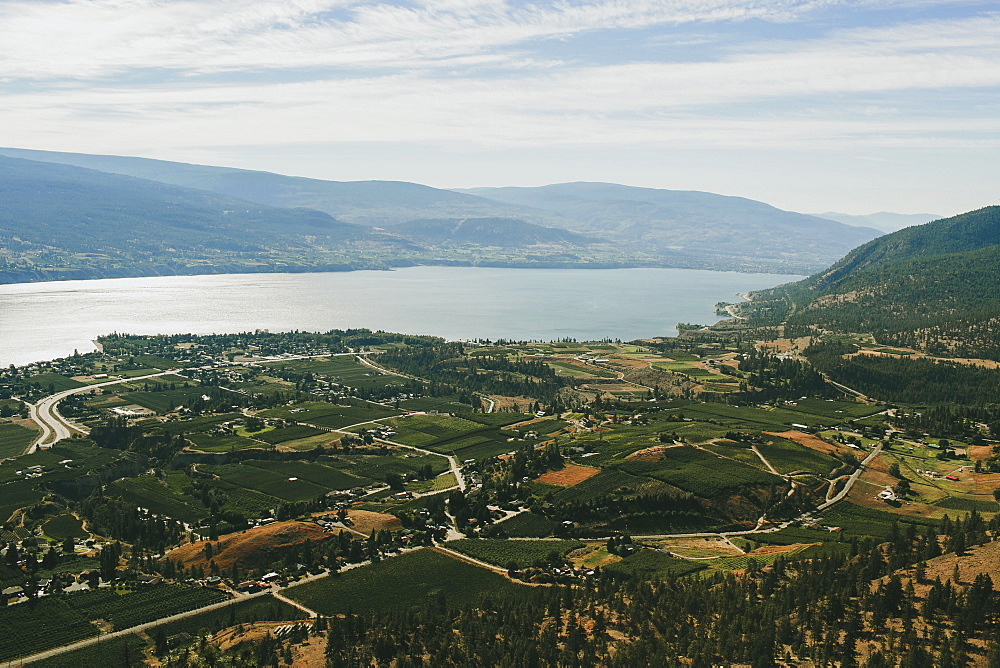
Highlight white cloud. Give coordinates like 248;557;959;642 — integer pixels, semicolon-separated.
0;0;949;80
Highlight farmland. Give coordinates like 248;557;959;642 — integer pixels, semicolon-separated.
0;584;226;662
0;422;37;458
287;549;531;615
449;538;585;568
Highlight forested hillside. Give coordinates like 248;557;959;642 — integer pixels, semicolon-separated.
743;206;1000;360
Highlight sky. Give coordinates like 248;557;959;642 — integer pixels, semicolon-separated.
1;0;998;215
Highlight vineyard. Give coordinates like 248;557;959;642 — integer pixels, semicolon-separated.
0;597;97;661
0;422;37;458
450;538;585;568
288;549;531;615
492;512;557;538
63;584;228;631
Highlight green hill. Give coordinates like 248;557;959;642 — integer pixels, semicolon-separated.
0;148;883;273
0;156;408;282
746;206;1000;359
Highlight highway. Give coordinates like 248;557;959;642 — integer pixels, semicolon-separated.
27;371;177;453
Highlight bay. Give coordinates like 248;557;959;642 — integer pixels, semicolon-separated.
0;266;801;366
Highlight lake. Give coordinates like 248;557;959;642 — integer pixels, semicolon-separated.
0;267;801;366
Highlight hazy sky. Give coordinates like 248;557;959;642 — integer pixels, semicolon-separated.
2;0;998;215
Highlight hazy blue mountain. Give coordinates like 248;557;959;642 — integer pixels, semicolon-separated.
460;183;882;272
0;147;554;227
0;156;409;282
390;218;593;248
0;148;882;273
812;211;941;232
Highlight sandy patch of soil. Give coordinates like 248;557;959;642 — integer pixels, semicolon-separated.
535;464;600;487
764;430;854;457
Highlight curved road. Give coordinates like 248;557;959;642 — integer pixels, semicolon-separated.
27;371;177;452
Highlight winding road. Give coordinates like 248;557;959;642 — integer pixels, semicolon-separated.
27;370;177;453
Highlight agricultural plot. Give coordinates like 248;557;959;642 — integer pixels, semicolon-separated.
106;475;209;523
547;361;618;379
328;452;444;479
202;463;329;503
492;512;557;538
263;356;406;391
702;441;770;470
553;469;644;502
42;514;88;540
244;460;370;491
784;398;884;420
381;414;487;448
29;373;86;392
0;479;44;521
288;548;531;615
0;422;36;458
612;446;781;498
153;413;242;436
148;594;302;640
820;501;939;539
119;387;207;414
210;481;283;517
261;401;401;430
604;549;706;579
252;425;326;445
64;584;228;631
755;437;841;475
651;361;729;381
30;634;147;668
0;597;98;662
397;395;472;412
450;539;585;568
186;431;263;453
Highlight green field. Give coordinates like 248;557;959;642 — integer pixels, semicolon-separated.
30;635;147;668
450;538;585;568
186;431;263;452
492;512;557;538
604;549;706;579
119;387;207;414
244;460;370;490
105;475;208;523
0;422;37;458
29;373;86;392
143;594;302;641
262;356;408;391
755;437;840;475
612;446;781;498
0;597;98;661
202;463;329;502
64;584;228;631
0;584;225;662
252;425;327;445
42;514;88;540
819;501;939;539
287;549;531;615
260;401;402;430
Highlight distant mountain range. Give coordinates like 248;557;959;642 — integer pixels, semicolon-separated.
744;206;1000;360
0;147;886;283
811;211;941;232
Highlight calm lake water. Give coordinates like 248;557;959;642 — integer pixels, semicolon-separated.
0;267;801;366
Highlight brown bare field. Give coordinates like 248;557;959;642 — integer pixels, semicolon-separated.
749;543;812;557
764;430;853;457
536;464;600;487
968;446;993;461
168;521;329;571
626;445;677;462
345;509;402;534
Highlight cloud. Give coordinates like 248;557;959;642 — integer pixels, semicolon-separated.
0;0;949;80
